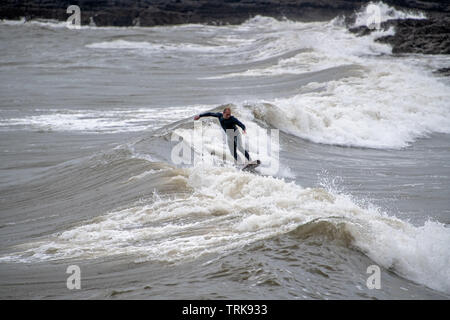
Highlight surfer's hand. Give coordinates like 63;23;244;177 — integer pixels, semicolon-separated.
243;130;246;134
194;115;200;120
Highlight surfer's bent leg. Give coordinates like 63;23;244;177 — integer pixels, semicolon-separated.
226;130;238;162
236;131;251;162
226;129;251;163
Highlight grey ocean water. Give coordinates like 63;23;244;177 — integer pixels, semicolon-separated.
0;8;449;299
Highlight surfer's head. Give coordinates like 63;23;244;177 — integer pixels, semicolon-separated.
223;107;231;119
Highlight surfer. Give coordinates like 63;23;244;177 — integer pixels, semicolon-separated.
194;107;251;163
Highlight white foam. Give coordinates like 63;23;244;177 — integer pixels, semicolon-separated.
86;39;253;56
255;59;450;148
224;15;449;149
204;13;395;80
87;40;223;53
0;18;141;30
126;169;163;182
1;166;449;293
0;106;210;133
223;6;448;149
204;51;354;79
0;18;67;28
353;1;426;28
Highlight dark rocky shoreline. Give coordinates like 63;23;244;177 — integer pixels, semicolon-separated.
349;14;450;55
1;1;449;55
0;0;370;26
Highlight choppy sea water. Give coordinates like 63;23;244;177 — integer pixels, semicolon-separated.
0;3;449;299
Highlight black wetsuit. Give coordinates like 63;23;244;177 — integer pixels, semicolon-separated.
198;112;250;161
198;112;246;132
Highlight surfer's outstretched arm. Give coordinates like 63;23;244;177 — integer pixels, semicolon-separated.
194;112;221;120
233;117;246;133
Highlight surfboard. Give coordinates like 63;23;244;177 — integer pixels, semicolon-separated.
242;160;261;172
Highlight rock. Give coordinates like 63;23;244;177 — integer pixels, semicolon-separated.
0;1;371;26
349;16;450;55
433;67;450;77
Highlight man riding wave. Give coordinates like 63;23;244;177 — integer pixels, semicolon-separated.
194;107;251;163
